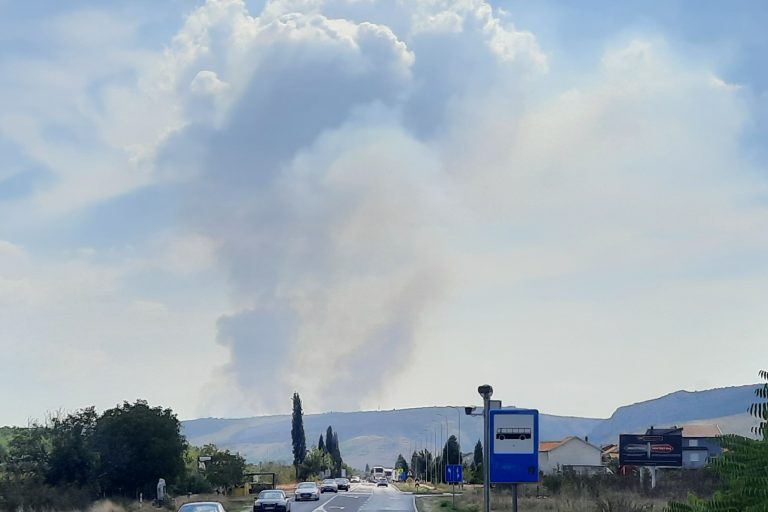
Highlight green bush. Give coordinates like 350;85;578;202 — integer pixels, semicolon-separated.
0;478;92;512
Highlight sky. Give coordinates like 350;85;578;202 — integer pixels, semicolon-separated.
1;0;767;426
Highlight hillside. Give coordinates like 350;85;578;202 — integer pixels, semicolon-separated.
181;383;761;469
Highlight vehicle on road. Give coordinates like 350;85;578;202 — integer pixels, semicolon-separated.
371;466;384;480
179;503;227;512
376;478;388;487
254;490;291;512
293;482;320;501
320;479;339;493
335;478;350;491
349;476;361;483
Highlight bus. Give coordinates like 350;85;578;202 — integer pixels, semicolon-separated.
371;466;384;480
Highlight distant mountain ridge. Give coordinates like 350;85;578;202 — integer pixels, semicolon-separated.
181;384;760;470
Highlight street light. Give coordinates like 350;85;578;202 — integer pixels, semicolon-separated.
436;413;448;481
422;429;430;482
478;385;493;512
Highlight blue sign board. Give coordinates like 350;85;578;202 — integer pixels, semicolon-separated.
445;464;463;483
489;409;539;483
619;434;682;467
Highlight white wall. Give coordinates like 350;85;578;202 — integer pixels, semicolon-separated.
538;438;602;475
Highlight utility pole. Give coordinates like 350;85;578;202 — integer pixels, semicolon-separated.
478;385;493;512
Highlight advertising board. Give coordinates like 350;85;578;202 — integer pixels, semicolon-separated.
619;434;683;467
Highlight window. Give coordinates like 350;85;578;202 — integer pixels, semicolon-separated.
689;453;700;462
688;439;698;447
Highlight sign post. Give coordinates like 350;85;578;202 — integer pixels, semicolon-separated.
489;409;540;512
477;385;493;512
445;465;463;506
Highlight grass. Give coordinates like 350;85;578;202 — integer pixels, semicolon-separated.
412;486;670;512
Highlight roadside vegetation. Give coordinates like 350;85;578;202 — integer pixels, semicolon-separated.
291;393;351;481
0;400;248;511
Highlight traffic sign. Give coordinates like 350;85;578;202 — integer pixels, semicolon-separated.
445;464;463;483
489;409;539;483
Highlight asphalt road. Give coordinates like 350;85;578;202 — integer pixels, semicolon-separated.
290;483;414;512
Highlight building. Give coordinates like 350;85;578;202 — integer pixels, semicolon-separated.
644;424;723;469
600;443;619;464
538;436;603;475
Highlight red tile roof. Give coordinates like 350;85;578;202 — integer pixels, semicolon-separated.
539;436;577;452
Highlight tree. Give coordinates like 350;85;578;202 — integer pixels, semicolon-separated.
318;434;325;453
291;393;307;477
46;407;98;489
6;423;50;478
667;370;768;511
411;449;432;481
365;463;370;475
297;448;332;480
200;444;246;492
442;435;460;466
331;431;343;476
93;400;187;496
469;440;483;484
325;426;335;455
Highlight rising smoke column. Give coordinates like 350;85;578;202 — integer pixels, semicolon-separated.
152;0;545;412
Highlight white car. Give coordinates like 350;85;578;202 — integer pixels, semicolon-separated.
294;482;320;501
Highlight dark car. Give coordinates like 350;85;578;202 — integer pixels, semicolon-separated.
293;482;320;501
335;478;350;491
254;490;291;512
179;503;227;512
376;478;388;487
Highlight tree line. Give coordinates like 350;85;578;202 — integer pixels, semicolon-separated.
0;400;246;511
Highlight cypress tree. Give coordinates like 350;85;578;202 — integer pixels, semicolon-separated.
291;393;307;477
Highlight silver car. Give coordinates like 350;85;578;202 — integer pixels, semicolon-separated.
320;478;338;493
179;503;227;512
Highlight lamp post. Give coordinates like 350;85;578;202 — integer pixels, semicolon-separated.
436;413;448;480
422;430;430;482
478;385;493;512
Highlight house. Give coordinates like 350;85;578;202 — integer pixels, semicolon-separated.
538;436;603;475
644;424;722;469
681;424;722;468
600;443;619;464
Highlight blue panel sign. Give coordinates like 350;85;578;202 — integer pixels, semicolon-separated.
489;409;539;483
619;434;683;467
445;464;463;483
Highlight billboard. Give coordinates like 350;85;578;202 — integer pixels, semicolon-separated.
619;434;683;467
489;409;539;483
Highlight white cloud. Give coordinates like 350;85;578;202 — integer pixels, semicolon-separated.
2;0;767;423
